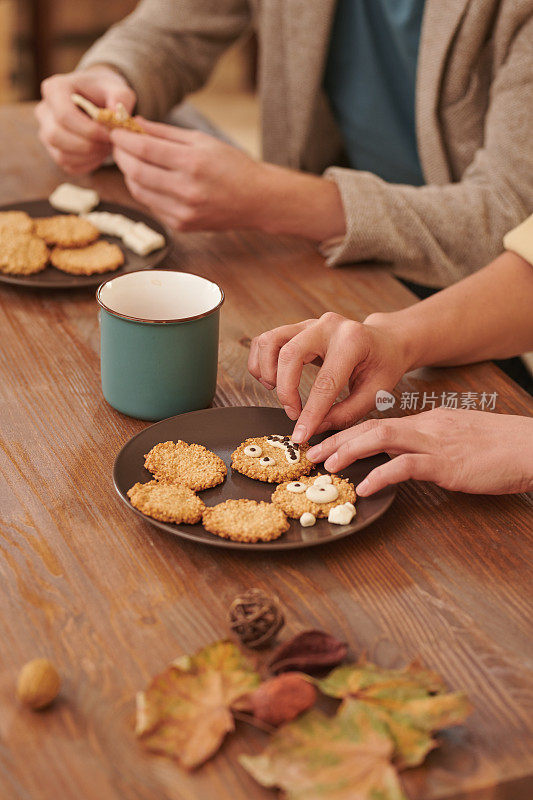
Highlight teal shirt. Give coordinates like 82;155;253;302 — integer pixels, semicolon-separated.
324;0;425;185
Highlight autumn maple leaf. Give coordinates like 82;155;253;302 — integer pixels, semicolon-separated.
240;698;407;800
136;640;260;769
317;659;472;768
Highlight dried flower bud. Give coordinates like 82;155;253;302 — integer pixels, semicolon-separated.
268;630;348;674
235;673;316;727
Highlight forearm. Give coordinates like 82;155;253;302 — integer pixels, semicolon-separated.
253;164;346;241
366;251;533;370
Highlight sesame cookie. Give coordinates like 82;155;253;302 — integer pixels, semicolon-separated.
34;215;99;247
202;499;289;543
97;106;144;133
128;480;205;524
0;211;33;234
231;435;313;483
272;473;356;519
144;440;227;491
0;232;49;275
50;240;124;275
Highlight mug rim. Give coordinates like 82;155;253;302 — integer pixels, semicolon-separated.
96;269;225;324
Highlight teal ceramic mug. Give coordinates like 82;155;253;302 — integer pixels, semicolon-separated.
96;270;224;420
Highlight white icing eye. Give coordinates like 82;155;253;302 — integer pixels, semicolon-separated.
305;484;339;503
299;512;316;527
244;445;262;457
286;481;307;494
260;456;275;466
313;474;333;486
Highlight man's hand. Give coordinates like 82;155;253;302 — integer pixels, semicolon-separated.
111;119;346;240
111;120;266;232
36;67;136;174
248;312;411;443
307;408;533;496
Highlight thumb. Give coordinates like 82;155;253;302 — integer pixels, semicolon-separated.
103;84;136;114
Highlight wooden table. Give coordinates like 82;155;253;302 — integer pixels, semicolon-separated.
1;104;532;800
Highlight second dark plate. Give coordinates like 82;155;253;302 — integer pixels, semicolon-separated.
0;198;172;289
113;406;396;551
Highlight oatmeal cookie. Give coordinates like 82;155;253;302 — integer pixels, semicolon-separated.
0;210;33;234
144;440;227;491
127;480;205;524
50;240;124;275
202;499;289;543
34;215;99;247
231;435;313;483
0;232;49;275
272;473;356;519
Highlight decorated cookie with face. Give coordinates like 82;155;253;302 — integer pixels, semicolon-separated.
271;473;356;519
231;435;313;483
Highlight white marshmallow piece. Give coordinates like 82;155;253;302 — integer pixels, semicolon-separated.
344;502;356;515
49;183;99;215
299;512;316;527
83;211;135;238
328;503;356;525
122;222;165;256
313;474;333;486
305;483;339;504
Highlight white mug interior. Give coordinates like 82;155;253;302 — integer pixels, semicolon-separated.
98;270;223;322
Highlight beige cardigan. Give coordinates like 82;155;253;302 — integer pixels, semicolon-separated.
80;0;533;287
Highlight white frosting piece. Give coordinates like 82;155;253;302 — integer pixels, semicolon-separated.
313;474;333;486
122;222;165;256
49;183;99;215
287;481;307;493
83;211;134;238
299;512;316;527
244;444;262;457
305;484;339;504
260;456;275;465
328;503;356;525
266;435;301;464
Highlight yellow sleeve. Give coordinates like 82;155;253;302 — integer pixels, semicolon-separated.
503;213;533;266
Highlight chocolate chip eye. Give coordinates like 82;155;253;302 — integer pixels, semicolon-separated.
260;456;275;465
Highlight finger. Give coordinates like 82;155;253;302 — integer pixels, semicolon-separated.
134;118;200;144
38;106;110;157
307;422;376;463
256;323;307;391
46;145;106;175
324;420;428;472
315;381;381;433
122;177;189;226
291;339;361;444
276;328;323;422
110;128;189;168
42;84;110;143
113;147;176;193
356;454;439;496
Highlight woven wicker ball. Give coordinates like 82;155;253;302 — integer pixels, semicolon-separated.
229;588;285;648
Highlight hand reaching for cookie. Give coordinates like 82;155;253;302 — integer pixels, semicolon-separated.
307;409;533;496
36;67;136;175
248;313;409;444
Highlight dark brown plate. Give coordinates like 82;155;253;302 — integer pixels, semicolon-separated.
113;406;396;551
0;198;172;289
